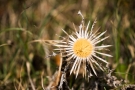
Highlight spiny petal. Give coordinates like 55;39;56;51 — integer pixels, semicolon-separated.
95;45;112;48
70;59;79;75
94;36;109;45
94;51;112;57
91;31;107;42
88;59;97;76
76;59;82;78
93;54;108;64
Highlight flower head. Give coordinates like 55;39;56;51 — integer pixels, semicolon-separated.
54;11;112;78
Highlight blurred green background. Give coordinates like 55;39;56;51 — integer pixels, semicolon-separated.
0;0;135;89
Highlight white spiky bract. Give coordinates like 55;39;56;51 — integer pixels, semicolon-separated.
54;11;112;78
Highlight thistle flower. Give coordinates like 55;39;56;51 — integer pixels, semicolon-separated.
54;11;112;78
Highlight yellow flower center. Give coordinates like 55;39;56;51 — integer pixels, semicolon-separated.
73;38;93;58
